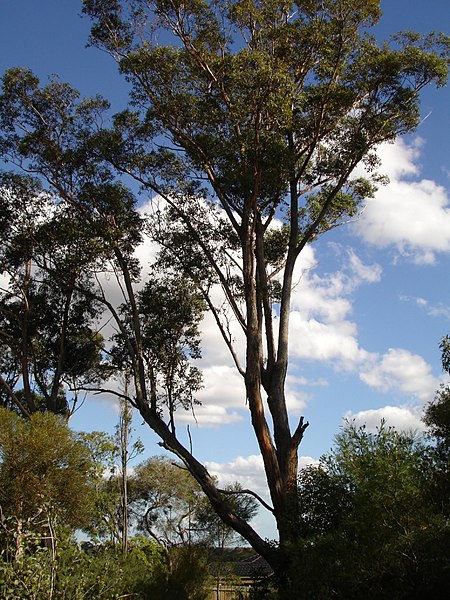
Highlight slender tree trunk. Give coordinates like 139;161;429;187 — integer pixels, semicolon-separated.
119;393;130;556
47;513;56;600
14;516;24;563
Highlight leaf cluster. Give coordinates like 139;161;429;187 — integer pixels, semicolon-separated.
0;409;96;532
294;420;450;598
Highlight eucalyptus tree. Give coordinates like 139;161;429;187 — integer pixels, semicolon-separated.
129;457;258;550
110;270;205;434
129;456;204;549
0;172;105;417
0;0;448;580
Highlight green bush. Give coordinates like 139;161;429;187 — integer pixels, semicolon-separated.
0;537;214;599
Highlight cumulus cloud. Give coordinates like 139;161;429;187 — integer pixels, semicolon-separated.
344;405;425;433
205;453;318;499
360;348;440;402
288;245;380;370
354;138;450;263
285;374;327;414
376;137;422;180
347;249;383;284
178;404;244;427
206;455;267;494
289;314;370;368
196;366;245;408
176;365;247;427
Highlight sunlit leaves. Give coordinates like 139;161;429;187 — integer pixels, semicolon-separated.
0;409;96;531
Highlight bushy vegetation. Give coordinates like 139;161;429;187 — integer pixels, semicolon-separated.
0;408;241;599
2;384;450;598
0;536;211;600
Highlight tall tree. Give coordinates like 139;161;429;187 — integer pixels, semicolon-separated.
0;173;105;417
0;0;448;579
115;394;143;554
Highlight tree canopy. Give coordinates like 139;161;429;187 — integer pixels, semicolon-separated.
0;408;96;563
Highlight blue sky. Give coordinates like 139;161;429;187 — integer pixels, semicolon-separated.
1;1;449;538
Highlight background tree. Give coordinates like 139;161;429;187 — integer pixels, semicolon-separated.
195;482;259;550
423;335;450;519
110;269;206;433
0;408;98;597
0;172;105;417
424;335;450;451
113;395;143;554
294;421;450;599
129;456;205;549
0;0;448;581
78;420;143;551
129;457;259;550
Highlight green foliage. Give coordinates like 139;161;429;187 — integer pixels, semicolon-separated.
0;548;53;600
76;431;122;543
138;271;205;417
0;537;169;600
423;336;450;519
161;545;211;600
0;409;96;541
196;483;259;548
0;173;105;417
424;384;450;455
292;421;450;599
129;456;203;546
80;0;449;276
440;335;450;374
128;457;259;550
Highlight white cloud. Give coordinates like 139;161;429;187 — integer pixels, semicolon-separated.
354;139;450;263
205;453;318;499
347;249;382;283
428;304;450;321
199;305;246;368
360;348;440;402
400;295;450;321
376;138;422;179
344;405;425;433
289;314;371;368
196;366;245;407
0;272;11;293
288;247;379;370
285;373;327;414
176;365;246;427
179;404;244;427
206;454;268;497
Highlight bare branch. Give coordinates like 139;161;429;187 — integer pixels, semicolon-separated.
217;487;274;514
